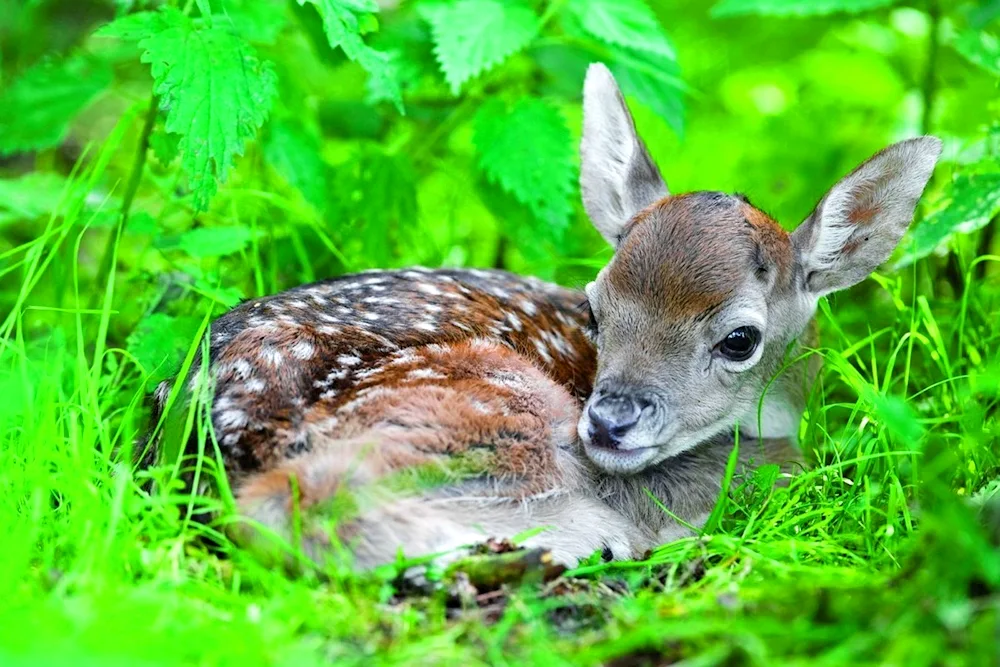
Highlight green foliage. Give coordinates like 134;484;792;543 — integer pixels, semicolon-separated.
711;0;895;18
420;0;541;94
900;173;1000;267
100;7;277;211
474;97;574;231
1;0;1000;663
567;0;675;58
952;29;1000;76
298;0;403;111
0;56;112;156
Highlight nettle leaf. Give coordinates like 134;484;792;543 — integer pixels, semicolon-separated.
952;30;1000;77
0;55;112;156
473;98;574;231
99;7;277;211
177;225;254;258
263;118;328;213
898;173;1000;268
127;313;203;387
419;0;540;94
297;0;403;112
566;0;674;59
711;0;894;18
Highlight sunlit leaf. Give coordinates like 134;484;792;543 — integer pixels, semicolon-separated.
566;0;675;59
711;0;894;18
0;55;112;156
898;173;1000;268
419;0;540;94
100;7;277;211
473;97;574;231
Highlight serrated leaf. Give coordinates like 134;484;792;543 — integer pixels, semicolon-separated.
419;0;540;94
128;313;203;387
473;98;574;231
952;30;1000;77
711;0;894;18
0;56;112;156
99;7;277;211
263;119;328;212
298;0;403;112
178;225;254;257
898;173;1000;268
566;0;674;59
608;46;685;134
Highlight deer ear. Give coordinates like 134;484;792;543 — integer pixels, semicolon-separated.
580;63;668;246
792;136;942;296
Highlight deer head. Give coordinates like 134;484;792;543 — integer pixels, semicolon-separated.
578;63;941;475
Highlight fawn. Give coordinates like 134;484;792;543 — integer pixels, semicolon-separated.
148;64;941;570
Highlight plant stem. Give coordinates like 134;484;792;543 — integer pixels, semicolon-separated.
92;95;158;306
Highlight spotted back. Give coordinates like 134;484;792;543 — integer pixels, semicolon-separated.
151;267;596;481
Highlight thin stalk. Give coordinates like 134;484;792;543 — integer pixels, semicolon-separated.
91;95;158;307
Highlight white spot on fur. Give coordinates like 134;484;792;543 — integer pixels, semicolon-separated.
291;341;315;360
519;299;538;316
337;354;362;366
407;368;446;380
417;283;443;296
505;312;523;331
261;347;283;367
216;409;248;431
533;339;553;364
245;378;266;393
415;321;436;332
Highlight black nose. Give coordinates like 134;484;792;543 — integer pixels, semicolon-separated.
588;394;642;449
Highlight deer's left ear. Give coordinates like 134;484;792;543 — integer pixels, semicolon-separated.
792;137;942;295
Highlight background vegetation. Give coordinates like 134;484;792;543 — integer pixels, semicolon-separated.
1;0;998;664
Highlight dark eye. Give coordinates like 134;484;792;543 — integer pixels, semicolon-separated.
717;326;760;362
585;301;599;338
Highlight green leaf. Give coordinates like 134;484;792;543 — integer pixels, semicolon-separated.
711;0;894;17
872;394;924;443
473;98;574;231
608;46;685;134
566;0;674;59
0;55;112;156
217;0;288;44
297;0;403;112
952;30;1000;77
100;7;278;211
127;313;203;387
898;173;1000;268
419;0;540;94
177;225;254;258
263;119;328;212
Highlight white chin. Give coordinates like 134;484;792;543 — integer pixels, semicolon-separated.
582;441;659;475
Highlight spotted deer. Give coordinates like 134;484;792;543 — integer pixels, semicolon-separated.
148;64;941;570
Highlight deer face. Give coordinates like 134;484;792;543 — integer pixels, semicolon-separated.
577;64;941;475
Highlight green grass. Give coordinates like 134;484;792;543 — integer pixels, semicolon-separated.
1;144;998;666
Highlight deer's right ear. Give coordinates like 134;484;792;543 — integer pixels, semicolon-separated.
580;63;668;246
